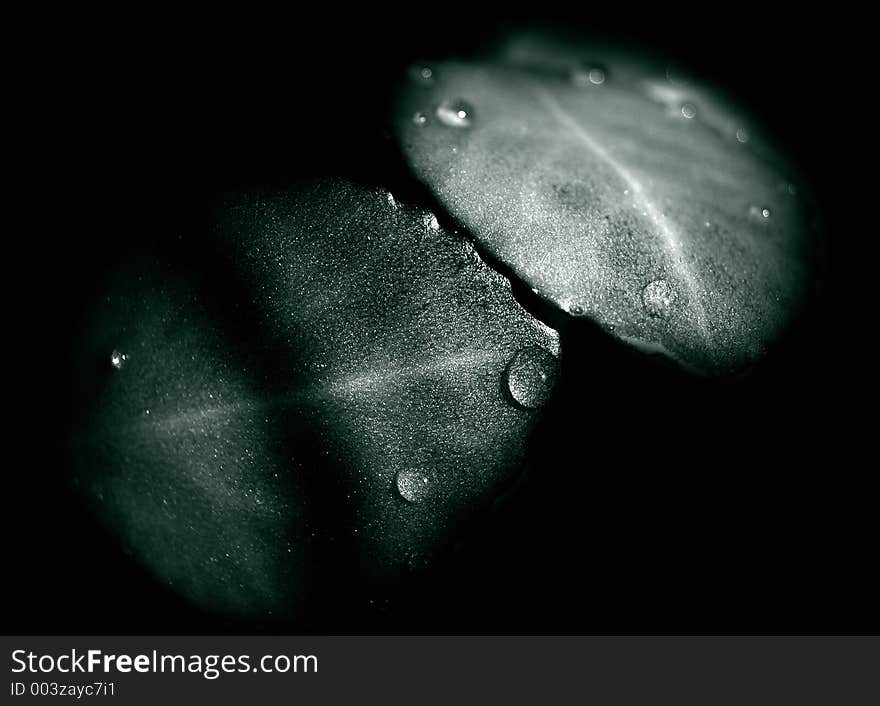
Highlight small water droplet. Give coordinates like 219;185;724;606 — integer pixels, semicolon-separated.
413;111;428;126
424;213;440;231
736;128;749;143
505;346;559;410
436;100;473;128
409;64;436;84
396;469;434;503
110;349;128;369
642;279;676;319
562;300;586;316
750;205;772;219
680;103;697;119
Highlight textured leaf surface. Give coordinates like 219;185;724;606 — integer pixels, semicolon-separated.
395;35;815;373
72;179;558;618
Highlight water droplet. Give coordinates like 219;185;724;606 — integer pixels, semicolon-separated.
412;112;428;126
750;205;772;219
736;128;749;143
762;207;771;218
562;300;586;316
110;349;128;369
572;62;607;86
680;103;697;119
409;64;435;84
396;469;434;503
424;213;440;231
436;100;473;128
505;346;559;410
642;279;676;319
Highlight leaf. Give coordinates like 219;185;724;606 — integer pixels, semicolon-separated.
394;33;817;373
71;179;558;619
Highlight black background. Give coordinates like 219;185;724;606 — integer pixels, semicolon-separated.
8;6;868;634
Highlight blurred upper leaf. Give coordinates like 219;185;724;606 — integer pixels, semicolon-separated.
395;33;816;373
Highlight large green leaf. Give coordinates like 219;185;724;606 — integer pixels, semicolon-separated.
395;34;816;373
71;179;558;618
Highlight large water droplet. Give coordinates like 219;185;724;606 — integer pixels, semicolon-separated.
436;100;473;128
572;62;607;87
110;349;128;369
642;279;676;319
505;346;559;410
680;103;697;119
396;469;434;503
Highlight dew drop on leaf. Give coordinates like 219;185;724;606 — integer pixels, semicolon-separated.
110;349;128;369
505;346;559;410
562;300;586;316
436;100;474;128
642;279;676;319
424;213;440;231
572;63;607;86
409;65;436;84
396;469;434;503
